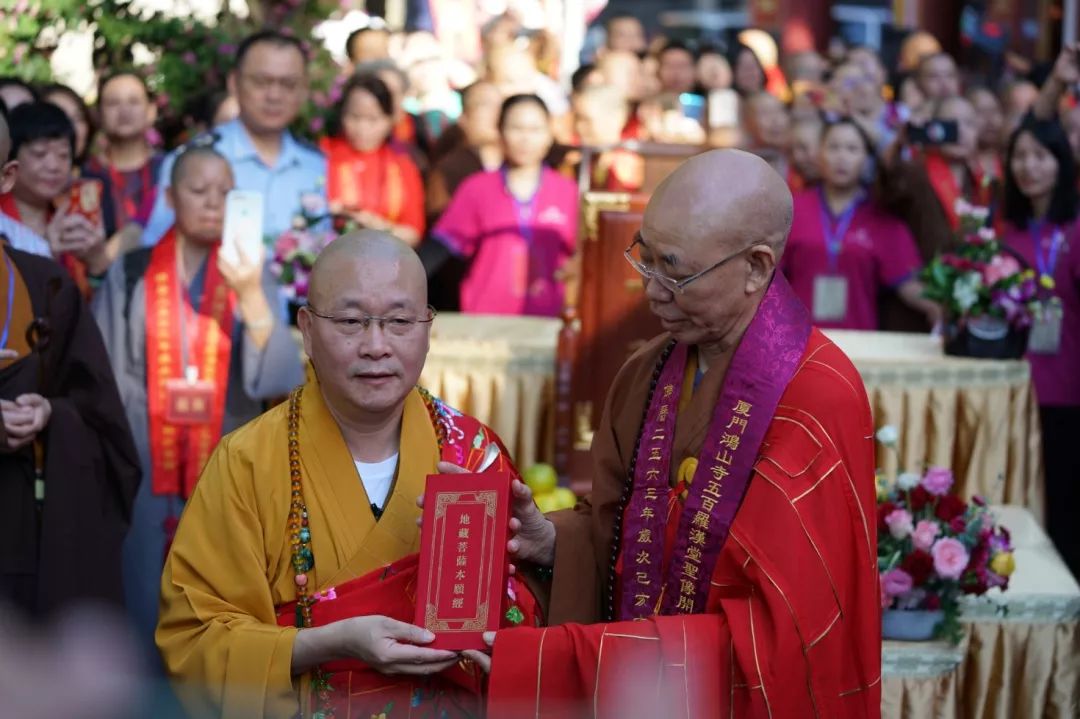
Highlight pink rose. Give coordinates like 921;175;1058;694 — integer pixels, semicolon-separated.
884;509;914;540
912;519;940;552
881;568;914;599
982;254;1021;287
921;467;954;496
276;232;301;257
931;538;970;580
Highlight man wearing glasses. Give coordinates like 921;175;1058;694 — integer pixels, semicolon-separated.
142;30;327;249
475;150;883;718
157;231;531;718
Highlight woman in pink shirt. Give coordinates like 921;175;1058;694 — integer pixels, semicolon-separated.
433;94;578;316
782;117;939;330
1000;114;1080;577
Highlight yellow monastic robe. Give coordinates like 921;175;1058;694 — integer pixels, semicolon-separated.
157;375;441;718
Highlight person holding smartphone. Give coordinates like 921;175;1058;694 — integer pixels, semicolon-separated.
878;95;992;331
91;145;303;662
0;102;111;297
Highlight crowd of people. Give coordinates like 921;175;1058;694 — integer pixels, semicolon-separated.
0;9;1078;717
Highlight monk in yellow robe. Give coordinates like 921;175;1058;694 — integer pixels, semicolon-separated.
157;230;537;718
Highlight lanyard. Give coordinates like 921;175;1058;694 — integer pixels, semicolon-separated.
817;188;862;271
502;166;540;245
1;253;14;349
175;245;202;380
1031;222;1064;280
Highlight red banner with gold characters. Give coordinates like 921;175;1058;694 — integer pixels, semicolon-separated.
145;227;235;497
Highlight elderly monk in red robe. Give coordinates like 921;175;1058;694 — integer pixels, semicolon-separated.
469;149;882;718
156;230;538;719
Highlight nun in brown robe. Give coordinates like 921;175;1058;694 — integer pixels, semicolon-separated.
0;241;140;618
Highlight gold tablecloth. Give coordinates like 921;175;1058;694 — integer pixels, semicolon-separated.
882;506;1080;718
824;331;1043;523
421;313;561;471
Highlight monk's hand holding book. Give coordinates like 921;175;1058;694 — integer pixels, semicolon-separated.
417;461;557;569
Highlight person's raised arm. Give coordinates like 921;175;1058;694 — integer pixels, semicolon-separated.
1034;44;1080;120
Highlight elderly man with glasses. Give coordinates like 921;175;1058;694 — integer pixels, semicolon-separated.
142;30;327;249
471;149;883;718
156;230;538;719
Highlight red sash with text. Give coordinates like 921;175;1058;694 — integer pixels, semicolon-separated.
145;227;235;497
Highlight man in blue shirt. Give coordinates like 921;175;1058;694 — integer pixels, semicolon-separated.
142;30;327;247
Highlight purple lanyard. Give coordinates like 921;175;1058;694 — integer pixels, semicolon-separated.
1031;222;1064;279
817;188;862;271
502;166;539;245
0;253;13;349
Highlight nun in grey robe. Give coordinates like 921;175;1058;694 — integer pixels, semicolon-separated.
92;247;303;662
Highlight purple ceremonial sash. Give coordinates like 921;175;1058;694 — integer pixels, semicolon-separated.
618;274;811;620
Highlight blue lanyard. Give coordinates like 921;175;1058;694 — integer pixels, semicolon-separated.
1031;222;1064;279
502;166;540;245
0;253;14;349
817;188;863;271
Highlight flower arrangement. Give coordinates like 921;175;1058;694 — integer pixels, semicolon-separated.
875;425;1015;643
269;189;336;304
921;199;1044;329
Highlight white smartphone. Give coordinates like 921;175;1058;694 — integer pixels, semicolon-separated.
220;190;264;265
708;89;739;130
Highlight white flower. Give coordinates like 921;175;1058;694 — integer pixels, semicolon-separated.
954;198;972;217
897;472;921;491
971;206;990;221
977;227;996;242
953;271;983;312
876;425;899;447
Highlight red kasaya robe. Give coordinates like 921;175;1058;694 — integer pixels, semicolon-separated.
486;329;882;718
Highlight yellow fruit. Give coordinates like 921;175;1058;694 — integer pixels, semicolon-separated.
523;463;558;496
551;487;577;510
990;551;1015;577
534;492;562;513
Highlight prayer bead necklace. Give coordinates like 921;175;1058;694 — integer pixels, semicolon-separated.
605;340;676;622
286;387;334;718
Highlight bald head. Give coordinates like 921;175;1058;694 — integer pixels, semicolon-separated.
637;149;793;350
308;230;428;310
645;149;793;256
300;230;433;424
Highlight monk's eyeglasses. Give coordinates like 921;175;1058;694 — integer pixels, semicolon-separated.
624;236;751;294
304;305;437;337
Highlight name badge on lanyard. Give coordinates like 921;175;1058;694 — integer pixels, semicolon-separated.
812;191;860;322
1029;227;1065;355
165;366;215;425
164;285;214;425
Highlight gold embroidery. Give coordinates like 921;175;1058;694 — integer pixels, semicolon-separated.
838;675;882;697
790;461;841;503
747;596;773;718
534;628;548;719
775;404;874;560
804;358;860;400
593;627;608;717
807;611;842;649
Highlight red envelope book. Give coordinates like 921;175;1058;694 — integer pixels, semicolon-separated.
415;472;512;651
